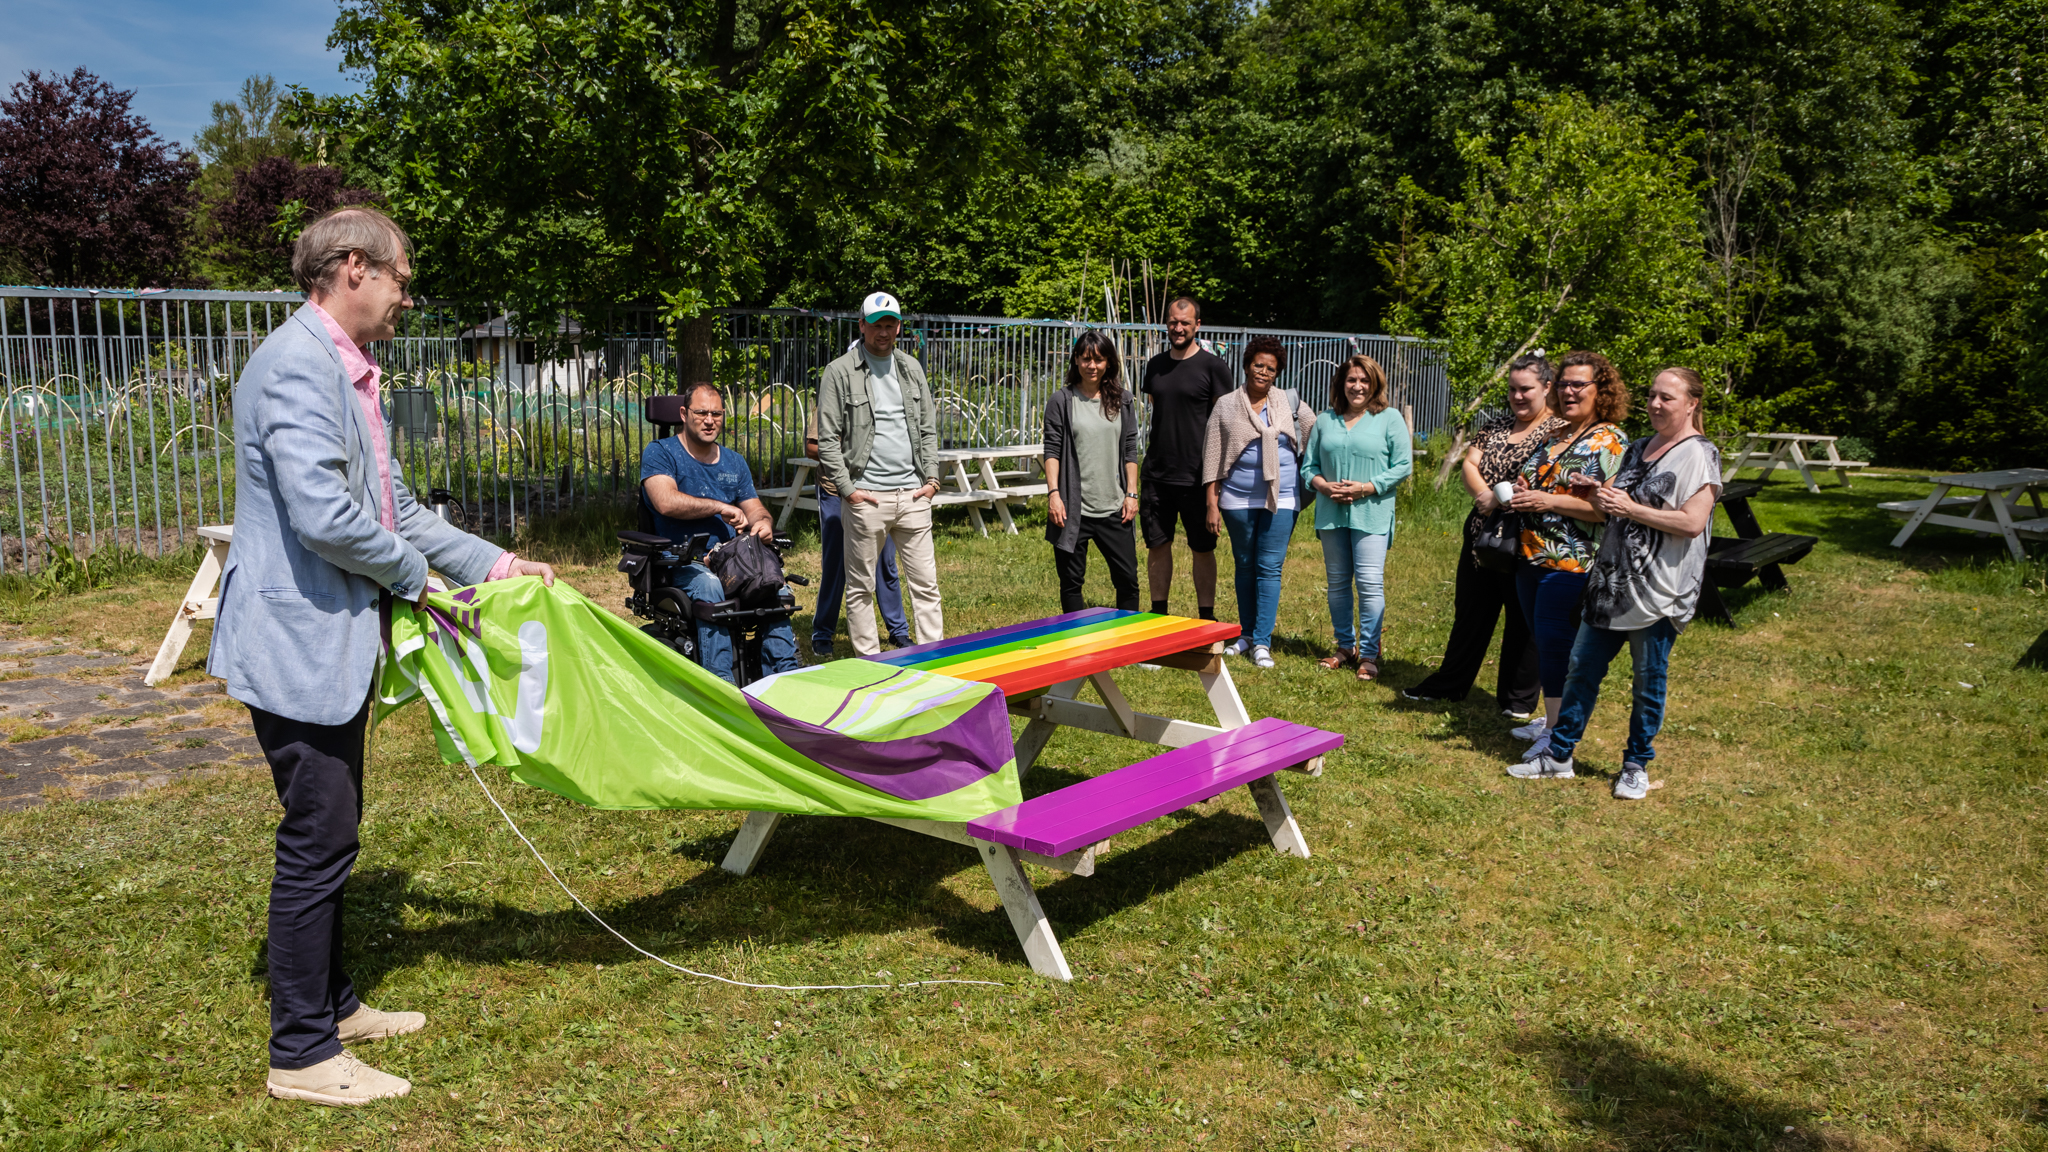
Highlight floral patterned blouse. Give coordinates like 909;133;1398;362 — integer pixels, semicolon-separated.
1516;422;1629;572
1465;412;1564;539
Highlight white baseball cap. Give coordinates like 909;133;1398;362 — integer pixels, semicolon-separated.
860;291;901;322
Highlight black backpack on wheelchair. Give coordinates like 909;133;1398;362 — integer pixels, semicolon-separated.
618;395;808;688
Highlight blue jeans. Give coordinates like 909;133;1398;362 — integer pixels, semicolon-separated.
1548;618;1679;767
1318;528;1389;658
1515;563;1588;698
1220;506;1296;650
812;490;907;647
679;563;799;684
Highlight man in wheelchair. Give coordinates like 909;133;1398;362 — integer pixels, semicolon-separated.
635;383;800;685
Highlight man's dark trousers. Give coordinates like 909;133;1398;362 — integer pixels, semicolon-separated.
813;489;909;647
253;696;371;1070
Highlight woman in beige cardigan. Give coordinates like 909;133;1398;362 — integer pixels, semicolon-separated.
1202;335;1318;668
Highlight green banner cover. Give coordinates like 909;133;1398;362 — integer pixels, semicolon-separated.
376;577;1022;822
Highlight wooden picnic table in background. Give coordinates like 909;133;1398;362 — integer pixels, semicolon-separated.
761;444;1047;536
1722;432;1868;493
1880;467;2048;561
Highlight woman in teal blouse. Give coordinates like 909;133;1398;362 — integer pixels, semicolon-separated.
1302;355;1413;680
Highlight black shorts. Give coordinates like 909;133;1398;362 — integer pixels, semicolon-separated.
1138;479;1217;552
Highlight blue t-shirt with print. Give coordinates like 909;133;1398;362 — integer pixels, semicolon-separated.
639;438;758;545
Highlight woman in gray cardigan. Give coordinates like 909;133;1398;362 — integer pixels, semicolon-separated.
1043;330;1141;612
1202;335;1318;667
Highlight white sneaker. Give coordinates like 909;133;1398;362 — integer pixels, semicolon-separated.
1520;733;1551;761
337;1004;426;1044
1508;753;1575;779
1510;716;1549;741
1614;764;1650;800
267;1050;411;1106
1252;646;1275;669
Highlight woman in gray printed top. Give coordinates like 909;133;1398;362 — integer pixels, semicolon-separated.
1512;367;1721;799
1042;330;1142;612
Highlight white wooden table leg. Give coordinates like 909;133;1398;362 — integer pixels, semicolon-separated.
1245;774;1311;858
1013;678;1083;777
951;460;988;537
775;461;813;532
1823;440;1853;488
979;457;1017;534
1891;483;1953;548
720;811;784;876
1787;441;1821;493
1086;671;1137;737
979;840;1072;980
1756;440;1792;485
145;539;227;686
1989;484;2029;561
1200;661;1251;729
1722;436;1760;483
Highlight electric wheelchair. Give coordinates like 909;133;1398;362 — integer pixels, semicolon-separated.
617;395;808;688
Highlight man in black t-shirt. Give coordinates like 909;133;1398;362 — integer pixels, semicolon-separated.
1138;296;1233;618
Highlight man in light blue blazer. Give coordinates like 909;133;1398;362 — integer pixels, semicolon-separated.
208;207;554;1106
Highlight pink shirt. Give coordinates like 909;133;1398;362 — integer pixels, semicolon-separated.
307;302;515;582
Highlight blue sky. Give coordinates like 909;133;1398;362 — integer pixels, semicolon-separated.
0;0;359;150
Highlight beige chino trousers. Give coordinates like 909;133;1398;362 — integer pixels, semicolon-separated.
844;488;944;655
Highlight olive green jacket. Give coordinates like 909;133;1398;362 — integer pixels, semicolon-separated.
815;346;941;497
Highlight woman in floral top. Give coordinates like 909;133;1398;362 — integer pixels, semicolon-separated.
1505;350;1629;760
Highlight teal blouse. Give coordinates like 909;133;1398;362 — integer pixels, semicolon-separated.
1301;407;1413;535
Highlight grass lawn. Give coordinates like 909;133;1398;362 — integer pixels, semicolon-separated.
2;468;2045;1151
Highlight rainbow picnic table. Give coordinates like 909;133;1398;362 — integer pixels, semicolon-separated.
718;609;1339;979
867;607;1253;773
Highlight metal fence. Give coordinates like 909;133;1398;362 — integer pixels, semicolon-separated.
0;287;1446;573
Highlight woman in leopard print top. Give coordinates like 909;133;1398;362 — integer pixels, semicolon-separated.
1403;357;1561;711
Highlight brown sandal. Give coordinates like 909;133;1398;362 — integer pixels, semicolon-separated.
1356;655;1379;681
1318;649;1356;671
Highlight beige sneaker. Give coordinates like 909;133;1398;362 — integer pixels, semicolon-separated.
266;1050;411;1106
337;1004;427;1044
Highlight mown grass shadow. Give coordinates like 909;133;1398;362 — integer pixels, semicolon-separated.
305;816;1021;988
1509;1028;1850;1151
2017;628;2048;672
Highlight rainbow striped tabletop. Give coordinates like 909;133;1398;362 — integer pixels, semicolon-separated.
865;608;1242;698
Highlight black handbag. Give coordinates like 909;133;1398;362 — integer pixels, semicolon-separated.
704;533;787;608
1469;509;1522;572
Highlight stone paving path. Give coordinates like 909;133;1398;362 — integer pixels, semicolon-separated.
0;637;261;811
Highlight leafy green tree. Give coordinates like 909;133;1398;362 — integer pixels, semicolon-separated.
1387;94;1729;437
309;0;1119;343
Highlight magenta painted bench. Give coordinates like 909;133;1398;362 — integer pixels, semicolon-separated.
964;717;1343;979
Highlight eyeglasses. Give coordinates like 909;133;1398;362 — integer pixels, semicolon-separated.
689;408;727;419
1558;379;1598;392
368;258;413;291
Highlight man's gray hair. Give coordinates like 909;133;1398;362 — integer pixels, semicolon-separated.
291;206;412;295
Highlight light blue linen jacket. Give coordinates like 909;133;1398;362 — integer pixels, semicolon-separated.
1301;407;1414;536
206;306;503;725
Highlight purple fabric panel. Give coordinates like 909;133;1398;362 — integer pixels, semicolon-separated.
743;687;1017;801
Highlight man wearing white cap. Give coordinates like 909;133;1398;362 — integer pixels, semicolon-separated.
815;292;945;654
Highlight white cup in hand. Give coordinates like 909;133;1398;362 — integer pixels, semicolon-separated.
1492;481;1515;506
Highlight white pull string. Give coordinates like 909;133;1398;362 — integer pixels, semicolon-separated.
464;764;1005;992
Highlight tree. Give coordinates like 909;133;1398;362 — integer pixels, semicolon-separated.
0;68;198;287
310;0;1121;339
193;75;304;175
1389;93;1729;452
206;157;378;288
